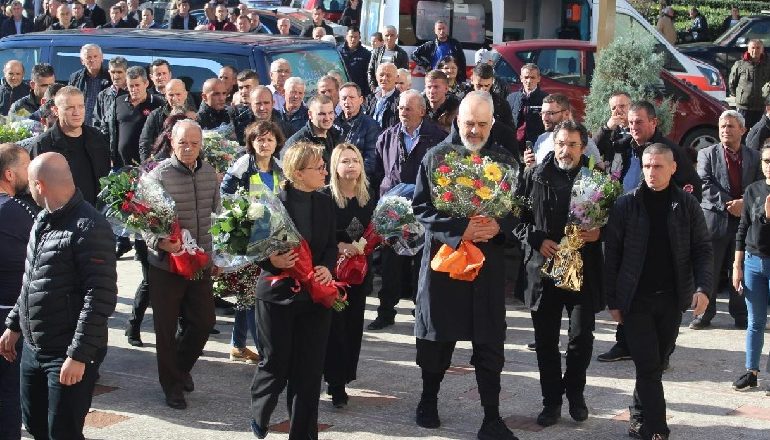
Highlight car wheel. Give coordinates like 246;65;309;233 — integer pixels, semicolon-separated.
681;127;718;151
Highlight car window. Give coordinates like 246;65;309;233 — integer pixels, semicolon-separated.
270;49;349;98
360;0;382;45
533;49;587;87
615;12;685;74
714;17;750;46
415;1;488;46
0;47;41;80
494;56;519;86
51;46;247;92
742;21;770;47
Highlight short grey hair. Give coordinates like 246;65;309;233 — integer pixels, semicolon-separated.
719;109;746;129
270;58;289;72
171;119;202;141
126;65;147;81
108;56;128;70
80;44;102;57
399;89;425;110
383;25;397;34
284;76;305;90
376;62;397;74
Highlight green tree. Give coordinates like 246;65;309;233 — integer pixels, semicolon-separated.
584;31;673;135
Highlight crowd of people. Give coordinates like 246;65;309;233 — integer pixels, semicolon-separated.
0;8;769;440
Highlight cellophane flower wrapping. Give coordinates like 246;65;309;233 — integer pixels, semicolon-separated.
213;263;260;310
335;222;383;285
202;124;239;173
372;183;424;256
568;167;624;229
272;240;348;311
98;166;143;235
430;147;522;218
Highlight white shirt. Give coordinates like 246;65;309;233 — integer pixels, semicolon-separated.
534;131;602;165
268;85;286;111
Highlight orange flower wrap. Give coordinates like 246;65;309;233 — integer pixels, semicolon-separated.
430;240;485;281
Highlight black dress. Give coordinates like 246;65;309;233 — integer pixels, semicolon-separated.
321;187;376;389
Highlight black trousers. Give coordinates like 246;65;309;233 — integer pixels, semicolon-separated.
704;221;747;322
0;308;23;440
624;292;682;437
126;239;150;336
376;247;419;320
19;344;105;440
148;265;215;396
416;338;504;408
324;273;371;387
531;284;595;406
251;299;331;440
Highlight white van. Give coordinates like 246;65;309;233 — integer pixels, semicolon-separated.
360;0;725;100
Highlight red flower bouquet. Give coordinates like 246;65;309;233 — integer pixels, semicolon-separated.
269;240;349;311
168;222;210;280
335;223;382;285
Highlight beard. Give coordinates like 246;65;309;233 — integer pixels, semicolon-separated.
555;156;579;170
460;133;488;152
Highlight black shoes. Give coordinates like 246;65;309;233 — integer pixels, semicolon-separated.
597;343;632;362
628;418;642;439
567;396;588;422
526;342;537;351
165;391;187;410
735;317;748;329
733;370;758;391
250;419;267;439
183;372;194;392
688;316;711;330
115;239;132;259
415;398;440;429
536;404;561;427
126;334;143;347
367;316;395;331
477;417;519;440
328;384;349;408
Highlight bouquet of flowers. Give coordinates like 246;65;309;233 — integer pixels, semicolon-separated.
372;183;424;256
541;167;623;292
202;125;239;173
98;166;145;233
210;185;302;270
427;145;521;281
335;223;383;285
268;239;349;311
213;263;260;310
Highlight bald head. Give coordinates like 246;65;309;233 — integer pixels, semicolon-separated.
28;152;75;210
201;78;227;110
458;91;495;151
3;60;24;88
164;79;188;108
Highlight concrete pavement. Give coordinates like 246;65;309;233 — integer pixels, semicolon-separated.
31;251;770;439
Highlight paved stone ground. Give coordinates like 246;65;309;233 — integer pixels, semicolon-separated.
25;251;770;439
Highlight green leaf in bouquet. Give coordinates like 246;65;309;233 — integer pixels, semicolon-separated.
211;223;221;235
221;218;235;233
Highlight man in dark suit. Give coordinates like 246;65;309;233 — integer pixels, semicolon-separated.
32;0;59;32
508;63;546;147
1;1;33;38
83;0;107;28
169;0;197;30
691;110;762;330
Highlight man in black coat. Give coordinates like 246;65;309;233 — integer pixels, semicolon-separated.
284;94;340;164
365;62;400;130
300;6;334;37
593;91;631;164
746;96;770;151
508;63;546;146
412;91;519;440
9;63;55;117
68;44;112;126
169;0;197;30
32;0;59;32
83;0;107;28
604;143;712;440
197;78;232;130
93;57;128;154
0;152;117;440
514;120;603;427
0;60;31;116
338;28;372;97
0;1;33;38
27;87;110;206
411;19;467;83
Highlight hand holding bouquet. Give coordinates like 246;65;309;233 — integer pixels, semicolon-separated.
202;125;239;173
541;167;623;291
372;184;424;256
335;223;383;285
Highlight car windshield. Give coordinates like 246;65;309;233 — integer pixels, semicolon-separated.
269;48;349;99
714;17;751;46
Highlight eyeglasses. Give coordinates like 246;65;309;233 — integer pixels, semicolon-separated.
542;109;565;117
303;163;327;172
555;141;582;148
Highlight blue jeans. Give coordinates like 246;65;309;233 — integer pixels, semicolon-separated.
0;308;23;440
743;253;770;371
231;306;258;349
19;343;105;440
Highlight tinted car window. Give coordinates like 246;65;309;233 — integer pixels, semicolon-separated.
494;56;519;86
270;48;349;98
52;46;247;92
0;47;42;80
534;49;586;87
743;21;770;46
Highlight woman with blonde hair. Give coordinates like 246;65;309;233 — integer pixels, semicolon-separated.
322;143;375;408
249;141;337;439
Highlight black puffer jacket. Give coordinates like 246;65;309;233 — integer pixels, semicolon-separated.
0;78;31;116
5;190;117;363
603;182;713;314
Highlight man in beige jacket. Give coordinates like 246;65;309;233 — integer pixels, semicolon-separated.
656;7;677;45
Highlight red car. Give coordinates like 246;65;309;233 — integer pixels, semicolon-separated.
301;0;344;22
493;39;724;151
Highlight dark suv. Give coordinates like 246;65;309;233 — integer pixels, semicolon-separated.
0;29;348;98
678;14;770;82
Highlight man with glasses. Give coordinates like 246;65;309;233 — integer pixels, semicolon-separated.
284;94;340;164
268;58;290;112
515;120;603;428
530;93;601;166
367;25;408;94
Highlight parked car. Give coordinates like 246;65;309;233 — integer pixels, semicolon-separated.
494;39;724;151
0;29;349;100
299;0;344;23
678;13;770;84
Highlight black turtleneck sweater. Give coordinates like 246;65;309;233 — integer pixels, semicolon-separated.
637;184;675;296
287;186;312;243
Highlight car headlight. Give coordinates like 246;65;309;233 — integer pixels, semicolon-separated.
697;65;722;87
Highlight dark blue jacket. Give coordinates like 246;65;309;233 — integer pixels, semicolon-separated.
0;194;37;307
277;103;308;139
334;110;381;176
0;78;31;116
0;17;33;38
338;43;372;97
507;87;546;145
411;37;467;83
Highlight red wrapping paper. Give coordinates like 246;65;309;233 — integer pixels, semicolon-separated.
268;240;347;309
168;222;210;279
335;223;383;285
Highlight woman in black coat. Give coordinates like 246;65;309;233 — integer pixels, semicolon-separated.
249;142;337;440
322;143;376;408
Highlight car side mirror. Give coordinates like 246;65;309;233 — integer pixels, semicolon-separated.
736;37;747;46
